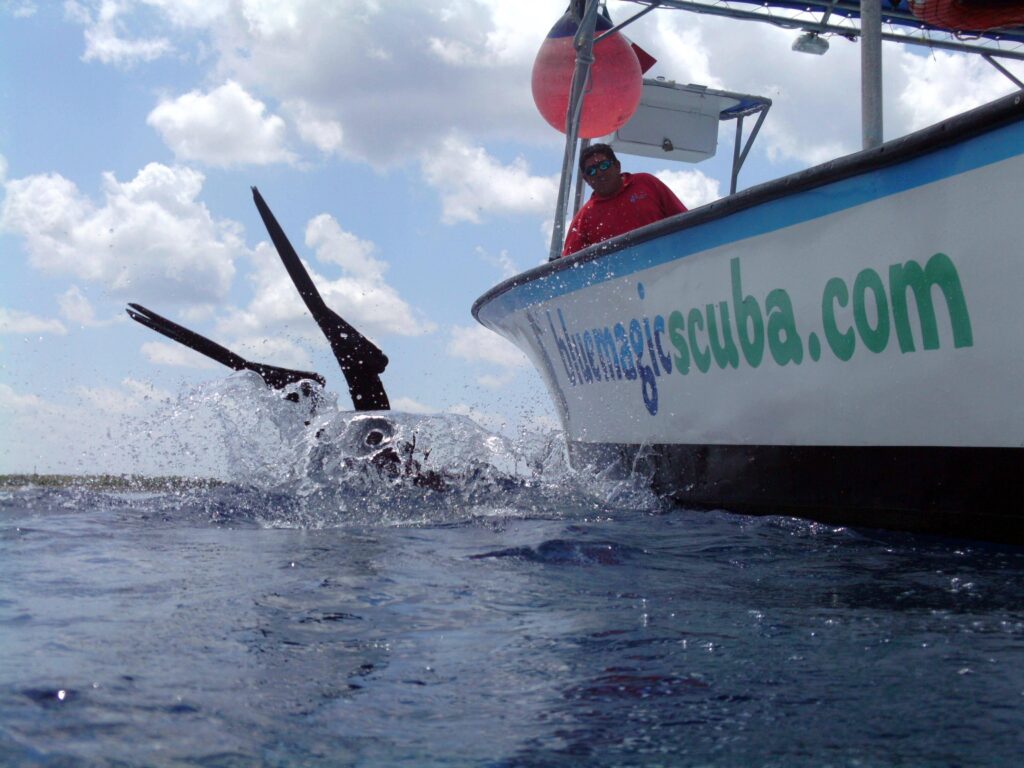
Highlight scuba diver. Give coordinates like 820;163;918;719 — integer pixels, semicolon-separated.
127;187;438;487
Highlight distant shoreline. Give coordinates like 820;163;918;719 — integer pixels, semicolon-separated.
0;474;223;491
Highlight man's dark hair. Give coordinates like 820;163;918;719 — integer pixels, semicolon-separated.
579;143;618;171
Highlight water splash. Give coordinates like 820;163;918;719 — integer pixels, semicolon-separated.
127;373;664;528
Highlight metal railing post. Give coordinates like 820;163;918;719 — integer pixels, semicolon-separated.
547;0;601;262
861;0;883;149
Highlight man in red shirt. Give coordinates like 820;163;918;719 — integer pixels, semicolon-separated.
562;144;687;257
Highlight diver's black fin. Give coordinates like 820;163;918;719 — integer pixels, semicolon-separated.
126;303;326;390
251;186;390;411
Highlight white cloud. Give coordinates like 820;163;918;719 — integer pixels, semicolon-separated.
0;307;67;335
140;340;218;369
74;377;171;415
641;13;865;168
66;0;173;65
57;285;99;326
422;135;558;224
0;379;200;476
213;244;309;336
4;1;37;18
390;395;436;414
480;0;554;64
645;11;720;88
70;0;556;164
306;214;383;281
447;324;527;369
61;0;1023;177
138;0;231;28
148;80;297;167
896;49;1022;131
0;382;47;410
601;8;887;168
179;304;216;323
121;376;171;400
477;370;517;390
622;8;1023;171
0;380;184;475
655;169;721;209
1;163;242;304
474;246;520;280
428;36;477;67
229;335;313;371
305;216;435;336
284;99;344;154
216;223;432;348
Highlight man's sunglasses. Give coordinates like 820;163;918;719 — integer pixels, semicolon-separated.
583;159;614;177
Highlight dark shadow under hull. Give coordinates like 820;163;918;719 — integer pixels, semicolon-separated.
570;442;1024;544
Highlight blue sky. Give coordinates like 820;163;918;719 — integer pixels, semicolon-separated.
1;0;1019;475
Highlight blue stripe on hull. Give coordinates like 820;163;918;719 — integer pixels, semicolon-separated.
477;101;1024;324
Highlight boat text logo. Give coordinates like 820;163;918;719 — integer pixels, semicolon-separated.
545;253;974;415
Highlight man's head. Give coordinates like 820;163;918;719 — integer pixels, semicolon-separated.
578;143;623;198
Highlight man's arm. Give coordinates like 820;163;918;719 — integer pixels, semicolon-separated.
652;175;688;217
562;228;583;257
561;208;591;257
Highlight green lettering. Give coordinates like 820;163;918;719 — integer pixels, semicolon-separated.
687;307;711;373
766;289;803;365
731;257;765;367
889;252;973;352
853;268;890;353
706;302;740;369
668;310;689;375
822;277;855;361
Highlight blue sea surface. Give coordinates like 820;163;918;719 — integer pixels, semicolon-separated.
2;379;1023;766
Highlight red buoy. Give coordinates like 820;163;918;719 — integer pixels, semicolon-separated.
531;10;642;138
911;0;1024;32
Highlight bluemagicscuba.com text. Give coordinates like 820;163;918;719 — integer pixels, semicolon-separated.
545;253;974;415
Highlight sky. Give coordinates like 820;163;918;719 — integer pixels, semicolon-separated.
1;0;1021;476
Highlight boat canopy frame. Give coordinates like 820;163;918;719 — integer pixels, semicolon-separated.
568;84;771;220
627;0;1024;61
548;0;775;261
547;0;1024;261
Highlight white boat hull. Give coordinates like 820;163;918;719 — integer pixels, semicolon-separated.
474;93;1024;541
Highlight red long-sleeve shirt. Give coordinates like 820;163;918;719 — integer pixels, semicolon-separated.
562;172;687;257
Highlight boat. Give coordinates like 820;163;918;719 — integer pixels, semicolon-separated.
472;0;1024;542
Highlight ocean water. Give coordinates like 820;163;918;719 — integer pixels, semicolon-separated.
2;376;1023;766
